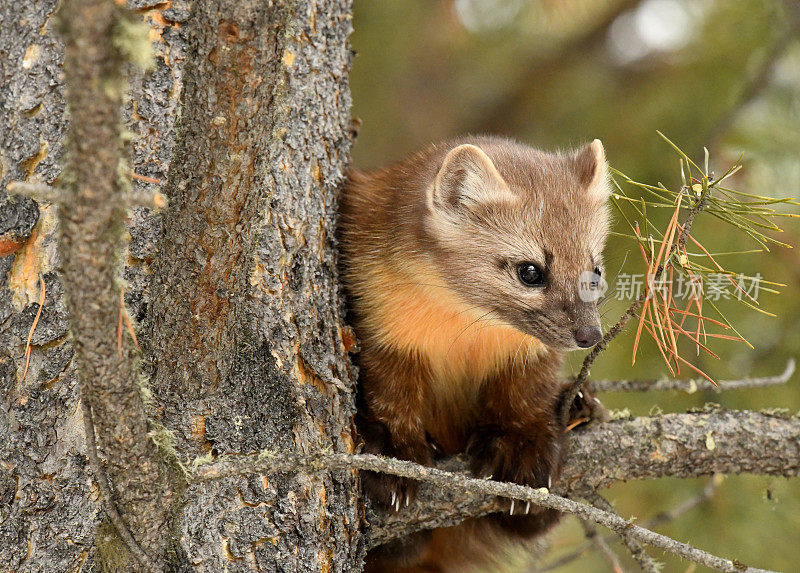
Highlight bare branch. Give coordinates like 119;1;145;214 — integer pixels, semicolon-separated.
469;0;644;134
580;518;627;573
374;409;798;542
194;410;798;572
702;0;800;154
196;449;774;572
6;181;63;203
57;0;180;567
585;492;660;573
647;474;723;528
539;476;721;572
6;181;166;208
589;358;795;393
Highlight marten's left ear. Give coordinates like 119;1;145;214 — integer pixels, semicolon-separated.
573;139;610;202
431;144;514;212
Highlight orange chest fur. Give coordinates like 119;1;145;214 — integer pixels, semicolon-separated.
358;266;545;447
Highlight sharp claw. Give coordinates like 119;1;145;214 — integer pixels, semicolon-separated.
594;397;602;404
391;491;396;507
578;390;584;399
525;502;531;514
548;476;552;489
405;494;410;507
510;500;515;515
395;498;400;512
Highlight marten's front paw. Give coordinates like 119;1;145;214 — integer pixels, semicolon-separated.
361;472;418;512
363;442;432;511
467;425;566;536
564;386;609;429
467;425;564;490
360;440;432;511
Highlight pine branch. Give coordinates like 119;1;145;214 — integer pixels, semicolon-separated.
559;180;712;424
589;358;794;393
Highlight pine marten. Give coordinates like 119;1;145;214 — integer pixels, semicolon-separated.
339;136;610;572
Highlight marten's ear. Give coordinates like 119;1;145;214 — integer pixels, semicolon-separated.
573;139;610;203
431;144;513;212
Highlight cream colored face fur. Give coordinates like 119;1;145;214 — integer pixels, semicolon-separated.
424;140;611;351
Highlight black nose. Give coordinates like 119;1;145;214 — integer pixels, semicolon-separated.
574;325;602;348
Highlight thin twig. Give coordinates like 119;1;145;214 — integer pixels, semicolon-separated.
194;450;775;573
22;276;45;381
535;540;596;572
580;518;626;573
560;178;713;424
81;399;158;573
585;492;660;573
117;290;124;359
589;358;795;393
130;172;162;184
538;477;721;572
648;475;722;529
117;286;140;358
7;181;63;203
6;181;166;209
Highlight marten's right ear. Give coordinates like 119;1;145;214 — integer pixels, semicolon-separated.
430;144;513;212
573;139;610;203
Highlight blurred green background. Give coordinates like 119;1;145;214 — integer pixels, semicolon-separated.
349;1;800;571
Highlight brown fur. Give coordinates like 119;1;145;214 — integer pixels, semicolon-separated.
339;136;610;572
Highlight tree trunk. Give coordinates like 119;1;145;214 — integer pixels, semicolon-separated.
0;0;361;570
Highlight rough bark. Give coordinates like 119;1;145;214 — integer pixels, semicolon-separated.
1;0;360;570
1;1;94;570
142;0;361;569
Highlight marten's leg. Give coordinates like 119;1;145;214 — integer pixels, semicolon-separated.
357;347;434;570
357;346;433;510
466;352;568;537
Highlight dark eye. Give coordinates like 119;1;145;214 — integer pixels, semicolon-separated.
593;266;603;285
517;263;545;287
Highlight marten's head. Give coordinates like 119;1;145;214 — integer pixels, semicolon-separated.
424;138;611;351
